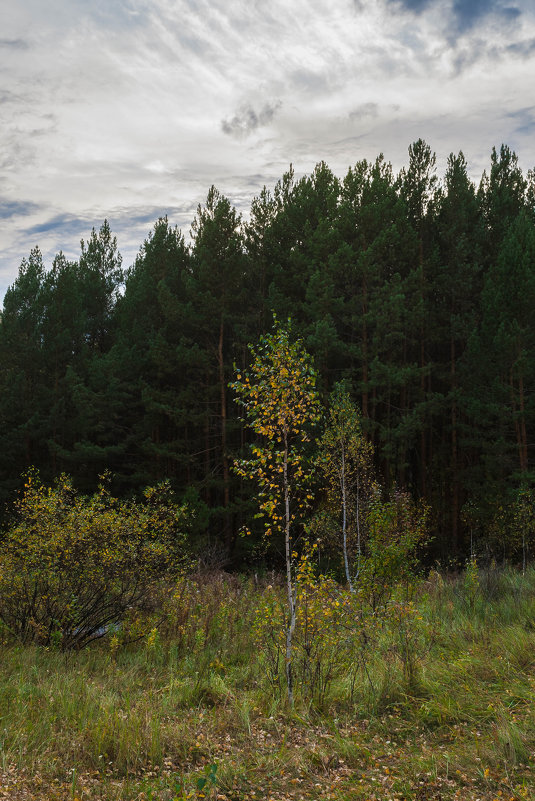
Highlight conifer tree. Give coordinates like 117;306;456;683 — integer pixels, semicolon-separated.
114;217;191;489
190;187;246;545
434;152;482;550
399;139;439;498
0;248;48;500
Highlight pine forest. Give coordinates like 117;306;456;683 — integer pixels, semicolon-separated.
2;140;534;566
2;142;535;800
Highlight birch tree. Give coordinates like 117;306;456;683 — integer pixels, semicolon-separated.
318;386;374;591
231;320;320;704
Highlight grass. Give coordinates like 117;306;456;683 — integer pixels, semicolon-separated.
0;565;534;800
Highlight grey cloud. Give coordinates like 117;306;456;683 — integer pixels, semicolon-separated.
349;103;379;121
68;0;148;32
0;90;23;105
24;209;183;242
221;101;281;138
452;31;535;74
391;0;433;11
24;213;91;237
451;37;493;72
117;204;198;227
290;68;331;94
0;200;41;219
506;107;535;136
239;173;274;187
0;140;32;172
177;33;212;57
0;38;29;49
127;208;176;226
507;37;535;56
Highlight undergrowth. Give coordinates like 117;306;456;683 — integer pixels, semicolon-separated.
0;565;534;800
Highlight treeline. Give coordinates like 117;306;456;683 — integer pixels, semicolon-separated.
1;140;534;562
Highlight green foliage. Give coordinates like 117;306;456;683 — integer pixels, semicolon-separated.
362;488;429;610
485;486;535;568
231;318;321;703
253;548;351;705
0;472;190;648
231;318;321;542
463;555;480;614
1;144;535;561
317;385;374;588
1;568;535;799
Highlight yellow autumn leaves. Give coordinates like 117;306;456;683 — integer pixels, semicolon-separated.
231;320;321;541
0;472;191;648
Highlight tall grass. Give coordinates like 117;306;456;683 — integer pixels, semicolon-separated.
0;565;534;799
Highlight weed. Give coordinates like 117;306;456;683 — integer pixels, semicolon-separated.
0;568;534;800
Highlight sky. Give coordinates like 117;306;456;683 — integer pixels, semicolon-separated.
1;0;535;299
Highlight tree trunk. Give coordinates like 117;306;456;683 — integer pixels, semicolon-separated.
518;362;528;473
283;427;295;706
419;238;427;498
451;335;459;553
217;315;231;545
361;275;369;419
341;442;353;591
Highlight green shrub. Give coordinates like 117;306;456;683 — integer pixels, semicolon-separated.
0;472;190;648
362;488;429;611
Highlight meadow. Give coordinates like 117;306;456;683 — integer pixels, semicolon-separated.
0;564;534;801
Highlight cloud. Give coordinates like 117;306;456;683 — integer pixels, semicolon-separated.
0;200;41;219
349;103;379;121
390;0;433;11
0;89;24;104
24;213;92;237
118;205;197;227
221;101;281;138
289;68;332;94
1;0;535;301
0;38;28;49
506;36;535;56
506;106;535;137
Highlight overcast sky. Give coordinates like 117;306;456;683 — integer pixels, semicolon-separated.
1;0;534;300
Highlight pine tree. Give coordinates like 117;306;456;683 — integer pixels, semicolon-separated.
434;152;482;552
189;187;246;546
0;248;48;502
113;217;192;490
399;139;439;499
78;219;123;353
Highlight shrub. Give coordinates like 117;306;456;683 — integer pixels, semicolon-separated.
0;472;190;648
253;548;356;705
362;488;429;611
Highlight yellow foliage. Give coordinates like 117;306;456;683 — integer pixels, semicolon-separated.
0;471;191;649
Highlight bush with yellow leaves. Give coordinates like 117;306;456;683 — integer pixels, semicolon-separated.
253;545;354;705
0;471;190;649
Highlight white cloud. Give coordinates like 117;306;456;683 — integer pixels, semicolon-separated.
1;0;534;298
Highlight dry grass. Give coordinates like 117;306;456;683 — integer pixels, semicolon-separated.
0;566;534;800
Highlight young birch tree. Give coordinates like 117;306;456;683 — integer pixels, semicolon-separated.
231;320;320;704
318;386;374;591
